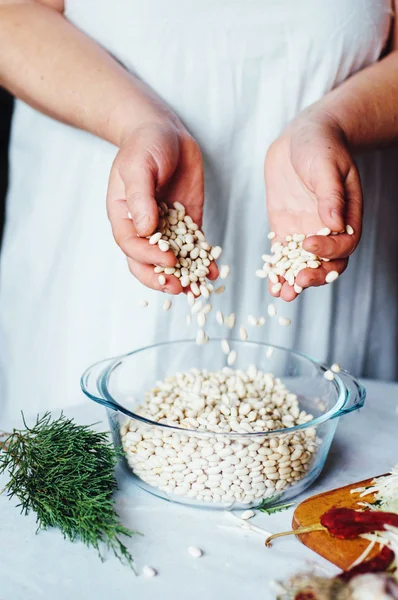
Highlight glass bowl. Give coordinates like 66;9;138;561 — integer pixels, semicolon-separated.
81;339;365;510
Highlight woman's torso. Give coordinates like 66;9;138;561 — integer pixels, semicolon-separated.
0;0;396;419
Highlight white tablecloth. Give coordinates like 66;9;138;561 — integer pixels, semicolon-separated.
1;380;397;600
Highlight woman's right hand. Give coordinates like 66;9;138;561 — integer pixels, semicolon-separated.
107;119;216;293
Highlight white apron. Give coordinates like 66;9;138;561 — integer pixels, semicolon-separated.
0;0;396;420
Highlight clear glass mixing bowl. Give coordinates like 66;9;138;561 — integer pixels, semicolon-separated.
81;340;365;510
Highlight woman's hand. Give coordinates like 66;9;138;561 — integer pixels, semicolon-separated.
0;3;216;295
107;119;217;293
264;112;363;302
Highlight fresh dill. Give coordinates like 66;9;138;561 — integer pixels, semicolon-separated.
0;412;138;568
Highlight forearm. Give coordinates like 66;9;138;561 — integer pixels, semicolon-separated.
0;3;173;146
303;51;398;153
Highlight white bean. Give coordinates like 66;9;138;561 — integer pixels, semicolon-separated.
188;546;203;558
219;265;230;279
325;270;339;283
227;350;237;366
163;299;172;311
278;317;291;327
142;566;157;577
239;326;248;341
149;232;162;245
324;370;335;381
221;339;230;355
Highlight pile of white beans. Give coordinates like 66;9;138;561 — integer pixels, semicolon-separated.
120;366;317;505
256;226;354;292
149;201;222;297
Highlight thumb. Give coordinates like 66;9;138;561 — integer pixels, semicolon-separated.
120;125;180;237
124;160;159;237
312;161;346;233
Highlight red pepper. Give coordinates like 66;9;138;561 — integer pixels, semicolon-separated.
320;508;398;539
338;546;395;583
267;508;397;596
266;507;398;547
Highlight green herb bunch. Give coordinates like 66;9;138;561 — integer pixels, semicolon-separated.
0;412;137;568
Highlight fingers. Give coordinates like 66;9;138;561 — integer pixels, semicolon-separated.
107;196;177;267
303;165;362;259
279;283;298;303
106;156;158;245
113;124;180;237
268;278;298;302
108;186;218;295
127;252;218;295
127;259;183;295
311;160;346;233
339;164;362;244
295;259;348;288
303;231;356;260
123;162;159;237
269;259;348;300
303;161;362;259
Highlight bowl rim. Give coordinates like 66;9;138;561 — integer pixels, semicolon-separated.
94;338;355;437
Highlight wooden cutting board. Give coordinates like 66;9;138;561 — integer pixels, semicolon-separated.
292;477;380;570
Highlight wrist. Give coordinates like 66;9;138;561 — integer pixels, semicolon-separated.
289;106;347;145
106;88;184;147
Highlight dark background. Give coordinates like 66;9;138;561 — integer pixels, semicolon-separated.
0;88;13;248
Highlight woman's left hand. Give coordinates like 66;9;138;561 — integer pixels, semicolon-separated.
264;112;363;302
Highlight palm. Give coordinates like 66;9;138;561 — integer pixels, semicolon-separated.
265;137;326;237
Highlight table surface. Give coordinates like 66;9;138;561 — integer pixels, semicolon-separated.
1;380;397;600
